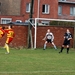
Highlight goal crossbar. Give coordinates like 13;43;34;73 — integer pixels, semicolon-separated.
35;18;75;22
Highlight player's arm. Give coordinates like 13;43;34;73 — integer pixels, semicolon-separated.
0;30;3;37
42;34;47;40
12;31;15;37
68;34;73;40
64;33;67;39
51;33;54;42
68;38;72;40
68;37;72;40
4;29;9;33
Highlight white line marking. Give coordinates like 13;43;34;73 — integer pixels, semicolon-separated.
0;70;75;73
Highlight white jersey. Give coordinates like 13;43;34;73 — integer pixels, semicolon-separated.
45;32;54;41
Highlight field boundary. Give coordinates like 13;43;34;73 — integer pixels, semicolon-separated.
0;70;75;74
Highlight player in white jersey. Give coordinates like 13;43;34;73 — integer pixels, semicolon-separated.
43;29;57;50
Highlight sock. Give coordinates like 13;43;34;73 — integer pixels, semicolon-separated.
67;48;69;53
60;47;64;52
53;45;57;49
6;44;10;53
44;44;46;49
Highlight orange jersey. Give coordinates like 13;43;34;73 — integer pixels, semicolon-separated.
6;37;13;44
5;29;15;38
0;28;5;38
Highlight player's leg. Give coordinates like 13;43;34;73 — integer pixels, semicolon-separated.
66;40;70;54
4;43;10;54
4;38;13;54
59;45;65;53
4;43;9;54
66;45;69;54
4;43;7;48
59;40;66;53
4;38;9;49
52;42;57;49
5;38;10;54
43;41;47;50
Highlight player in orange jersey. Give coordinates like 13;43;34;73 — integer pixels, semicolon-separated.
4;25;15;54
0;26;5;38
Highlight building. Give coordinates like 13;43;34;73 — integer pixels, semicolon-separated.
0;0;21;15
0;0;75;24
0;0;74;48
58;0;75;19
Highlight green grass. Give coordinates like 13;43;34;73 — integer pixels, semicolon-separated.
0;47;75;75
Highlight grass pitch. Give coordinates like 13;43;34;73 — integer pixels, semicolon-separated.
0;47;75;75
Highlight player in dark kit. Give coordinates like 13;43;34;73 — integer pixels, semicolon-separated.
43;29;57;50
59;29;72;54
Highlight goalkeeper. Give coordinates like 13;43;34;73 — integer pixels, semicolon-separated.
43;29;57;50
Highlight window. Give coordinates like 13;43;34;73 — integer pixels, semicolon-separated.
42;4;50;14
1;18;12;24
26;3;31;12
70;7;75;16
58;6;62;15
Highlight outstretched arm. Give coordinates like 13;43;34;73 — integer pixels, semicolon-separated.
42;34;46;40
51;33;54;42
68;34;73;40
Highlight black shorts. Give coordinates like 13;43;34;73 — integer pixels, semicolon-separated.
63;39;70;46
46;39;52;43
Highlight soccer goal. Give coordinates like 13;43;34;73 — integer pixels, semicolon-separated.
34;18;75;49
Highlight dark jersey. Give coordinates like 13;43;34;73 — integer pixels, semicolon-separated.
63;32;72;45
64;32;72;40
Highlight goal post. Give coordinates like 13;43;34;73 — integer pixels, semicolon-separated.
34;18;75;49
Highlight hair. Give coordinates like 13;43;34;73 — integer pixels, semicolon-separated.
47;29;50;32
10;25;12;28
2;26;5;30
